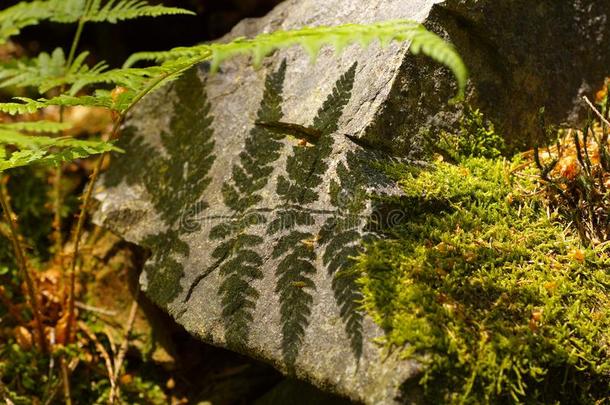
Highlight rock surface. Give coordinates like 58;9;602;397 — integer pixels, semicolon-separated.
95;0;610;403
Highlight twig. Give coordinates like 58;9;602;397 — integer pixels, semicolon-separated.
59;357;72;405
583;96;610;128
43;358;79;405
104;326;117;358
52;162;63;256
78;321;115;391
75;301;118;317
0;179;48;353
109;294;139;404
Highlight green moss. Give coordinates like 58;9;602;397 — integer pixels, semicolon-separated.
357;156;610;403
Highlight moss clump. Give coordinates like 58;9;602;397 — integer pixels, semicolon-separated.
357;156;610;403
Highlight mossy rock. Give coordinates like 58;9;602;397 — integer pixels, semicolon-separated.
95;0;610;403
358;156;610;403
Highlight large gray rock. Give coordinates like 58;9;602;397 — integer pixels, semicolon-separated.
95;0;610;403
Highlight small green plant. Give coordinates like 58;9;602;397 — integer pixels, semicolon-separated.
436;106;505;161
533;83;610;245
0;0;469;402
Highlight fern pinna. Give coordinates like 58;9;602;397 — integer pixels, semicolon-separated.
266;63;357;369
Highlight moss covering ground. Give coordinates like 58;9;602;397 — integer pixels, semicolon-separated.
357;154;610;403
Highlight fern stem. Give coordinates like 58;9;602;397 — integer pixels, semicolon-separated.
64;115;123;343
125;63;196;116
57;0;96;287
66;21;84;72
64;58;204;343
52;104;65;258
66;0;94;69
52;167;63;254
0;177;48;353
109;294;139;404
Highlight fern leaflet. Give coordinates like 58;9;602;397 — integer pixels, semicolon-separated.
0;127;120;172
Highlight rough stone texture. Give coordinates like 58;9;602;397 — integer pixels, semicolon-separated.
95;0;610;403
386;0;610;152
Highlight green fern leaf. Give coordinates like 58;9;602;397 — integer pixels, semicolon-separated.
125;20;468;99
0;0;194;26
0;48;67;92
0;1;53;44
84;0;195;23
0;121;72;134
0;127;120;172
0;91;133;115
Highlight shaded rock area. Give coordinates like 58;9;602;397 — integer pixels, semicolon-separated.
420;0;610;151
95;0;610;403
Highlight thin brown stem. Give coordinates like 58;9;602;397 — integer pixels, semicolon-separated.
78;321;115;391
583;96;610;128
43;358;79;405
52;167;63;254
59;357;72;405
52;108;65;257
64;118;122;343
0;178;47;353
109;294;139;404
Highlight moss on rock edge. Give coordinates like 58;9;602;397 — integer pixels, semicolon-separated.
357;156;610;403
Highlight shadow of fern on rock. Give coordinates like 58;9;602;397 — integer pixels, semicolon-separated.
144;66;216;230
319;152;367;360
103;125;156;188
268;62;357;370
132;66;217;308
184;61;288;349
140;230;189;308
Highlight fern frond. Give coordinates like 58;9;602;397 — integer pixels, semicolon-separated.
0;1;53;44
0;99;47;115
124;20;468;99
0;91;132;115
0;0;194;29
84;0;195;23
0;121;72;134
0;128;120;171
0;48;67;91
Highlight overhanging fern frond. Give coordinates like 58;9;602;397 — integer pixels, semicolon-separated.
125;20;468;99
0;0;193;44
0;48;68;91
0;90;133;115
0;121;72;134
84;0;195;23
0;1;53;44
0;127;120;171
